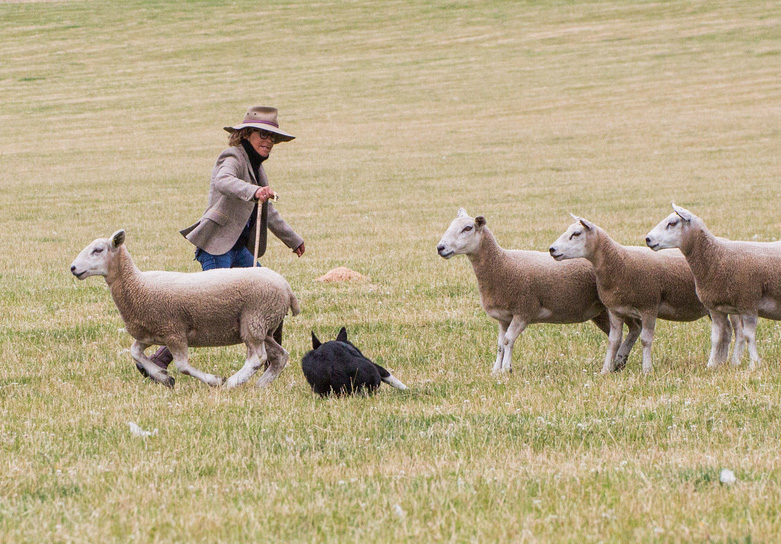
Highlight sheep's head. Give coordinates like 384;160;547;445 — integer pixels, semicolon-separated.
70;229;126;279
549;215;597;261
645;204;697;251
437;208;486;259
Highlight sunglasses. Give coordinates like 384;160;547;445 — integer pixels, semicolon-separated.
254;129;279;143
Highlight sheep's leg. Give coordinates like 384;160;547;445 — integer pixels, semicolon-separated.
130;341;175;388
225;341;268;390
590;311;611;335
742;313;761;370
255;335;290;388
499;316;527;373
614;317;641;371
715;314;734;366
729;314;745;366
264;336;289;371
492;322;509;373
601;312;624;375
639;312;657;374
169;344;224;388
707;311;731;369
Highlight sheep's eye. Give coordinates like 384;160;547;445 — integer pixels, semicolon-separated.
570;231;581;239
666;220;678;229
92;248;103;255
462;225;473;233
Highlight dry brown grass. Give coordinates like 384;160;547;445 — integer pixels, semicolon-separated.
0;0;779;542
315;267;369;283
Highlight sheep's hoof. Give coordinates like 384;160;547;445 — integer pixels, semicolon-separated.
135;363;174;388
614;356;627;371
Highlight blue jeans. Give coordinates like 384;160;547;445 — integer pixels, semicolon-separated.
195;247;261;270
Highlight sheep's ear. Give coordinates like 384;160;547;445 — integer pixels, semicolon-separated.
336;327;348;343
457;208;468;218
672;203;693;223
578;218;595;232
311;332;321;350
110;230;126;248
475;216;486;230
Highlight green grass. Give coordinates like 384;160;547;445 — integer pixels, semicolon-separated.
1;0;780;541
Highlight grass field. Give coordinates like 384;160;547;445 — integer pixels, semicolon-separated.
1;0;780;541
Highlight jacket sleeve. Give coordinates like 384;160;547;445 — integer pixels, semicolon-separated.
268;204;304;250
212;154;257;202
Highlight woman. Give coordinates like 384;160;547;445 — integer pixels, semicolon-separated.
145;106;304;373
181;105;305;267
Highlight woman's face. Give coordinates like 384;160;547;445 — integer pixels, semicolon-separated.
247;129;276;158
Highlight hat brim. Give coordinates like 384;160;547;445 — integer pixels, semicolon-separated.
223;123;295;142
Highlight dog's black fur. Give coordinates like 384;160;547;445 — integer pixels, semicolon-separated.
301;327;404;396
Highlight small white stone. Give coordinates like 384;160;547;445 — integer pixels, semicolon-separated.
127;421;157;438
720;469;736;485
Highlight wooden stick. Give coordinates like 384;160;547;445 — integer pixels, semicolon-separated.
253;194;276;267
253;202;262;267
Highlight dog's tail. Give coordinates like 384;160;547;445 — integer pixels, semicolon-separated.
374;363;408;391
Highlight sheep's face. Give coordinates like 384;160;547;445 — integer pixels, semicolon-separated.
549;219;594;261
646;212;687;251
437;209;484;259
70;230;125;279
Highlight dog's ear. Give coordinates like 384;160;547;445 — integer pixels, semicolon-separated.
311;331;321;349
336;327;348;343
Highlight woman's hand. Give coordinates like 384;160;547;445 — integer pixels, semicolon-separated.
294;242;305;257
254;186;277;202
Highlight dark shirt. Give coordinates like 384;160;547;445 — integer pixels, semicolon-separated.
234;139;267;250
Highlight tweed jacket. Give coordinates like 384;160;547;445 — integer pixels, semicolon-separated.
180;145;304;256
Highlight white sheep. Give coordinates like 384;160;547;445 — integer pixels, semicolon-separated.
646;204;781;370
549;215;735;374
437;208;638;373
70;230;300;389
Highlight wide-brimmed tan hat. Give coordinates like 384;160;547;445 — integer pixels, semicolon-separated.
223;106;295;142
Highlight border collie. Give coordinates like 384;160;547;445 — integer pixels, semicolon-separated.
301;327;407;396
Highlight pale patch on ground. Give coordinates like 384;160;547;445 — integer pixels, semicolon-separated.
315;266;369;283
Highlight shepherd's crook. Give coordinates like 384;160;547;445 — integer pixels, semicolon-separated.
253;194;278;267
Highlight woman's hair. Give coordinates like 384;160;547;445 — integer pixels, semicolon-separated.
229;127;255;147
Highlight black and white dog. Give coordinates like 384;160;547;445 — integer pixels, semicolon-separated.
301;327;407;396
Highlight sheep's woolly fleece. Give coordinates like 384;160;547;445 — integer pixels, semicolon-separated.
315;267;368;283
